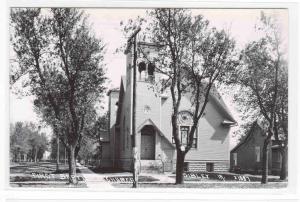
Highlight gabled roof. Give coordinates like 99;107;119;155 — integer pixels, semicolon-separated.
182;84;237;124
115;76;126;126
137;118;175;148
209;86;236;123
231;121;264;153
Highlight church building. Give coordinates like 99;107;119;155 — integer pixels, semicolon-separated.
104;42;237;173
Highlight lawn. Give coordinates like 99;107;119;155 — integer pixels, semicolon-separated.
171;171;285;182
112;182;288;188
10;162;287;189
10;161;87;188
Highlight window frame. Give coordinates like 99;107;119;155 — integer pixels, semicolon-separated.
255;146;261;162
206;162;214;172
233;152;237;166
172;125;198;149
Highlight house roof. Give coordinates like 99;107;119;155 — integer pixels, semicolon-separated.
137;118;175;148
121;75;126;91
115;78;126;126
231;121;264;153
209;86;236;123
106;88;119;96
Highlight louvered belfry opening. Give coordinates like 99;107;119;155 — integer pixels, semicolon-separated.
138;62;155;83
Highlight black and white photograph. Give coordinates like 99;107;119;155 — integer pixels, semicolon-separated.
7;6;293;191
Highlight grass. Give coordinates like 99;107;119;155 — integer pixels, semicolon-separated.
10;182;87;188
104;175;159;183
170;171;286;182
112;182;288;188
10;161;87;188
10;161;287;189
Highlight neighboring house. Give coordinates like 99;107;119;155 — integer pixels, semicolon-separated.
99;129;111;168
230;121;282;175
103;42;237;173
270;143;284;175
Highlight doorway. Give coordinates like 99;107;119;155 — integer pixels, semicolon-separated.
140;125;155;160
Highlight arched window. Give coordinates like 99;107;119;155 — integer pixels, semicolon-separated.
172;111;197;148
138;62;146;72
138;62;146;81
147;63;155;82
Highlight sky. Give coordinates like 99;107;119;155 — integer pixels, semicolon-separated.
9;8;288;147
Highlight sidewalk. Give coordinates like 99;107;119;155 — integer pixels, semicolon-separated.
77;164;113;189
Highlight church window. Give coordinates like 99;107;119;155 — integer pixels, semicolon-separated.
172;111;197;148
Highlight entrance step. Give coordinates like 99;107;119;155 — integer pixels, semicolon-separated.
139;160;173;173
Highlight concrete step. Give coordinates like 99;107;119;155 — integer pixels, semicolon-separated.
139;160;173;173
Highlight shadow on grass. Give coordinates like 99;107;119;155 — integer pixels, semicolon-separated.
10;182;87;188
10;161;70;174
52;168;81;174
89;166;125;174
10;161;85;183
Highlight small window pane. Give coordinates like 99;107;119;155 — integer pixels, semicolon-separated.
180;126;189;146
233;153;237;166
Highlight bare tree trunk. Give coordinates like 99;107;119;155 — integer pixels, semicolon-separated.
75;144;80;159
68;145;78;184
261;137;270;184
64;147;67;165
175;151;186;184
280;146;287;180
56;137;60;171
34;148;38;163
67;147;71;172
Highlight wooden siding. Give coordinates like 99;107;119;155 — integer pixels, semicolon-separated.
230;124;272;173
186;101;230;161
109;43;233;170
160;91;231;161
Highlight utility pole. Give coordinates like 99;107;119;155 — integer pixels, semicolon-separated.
128;27;141;188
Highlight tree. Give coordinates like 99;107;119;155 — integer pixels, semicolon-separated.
275;65;288;180
10;122;30;162
10;8;107;184
77;136;98;165
231;12;287;183
81;111;109;162
50;136;67;162
27;130;48;162
10;122;48;162
122;9;238;184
